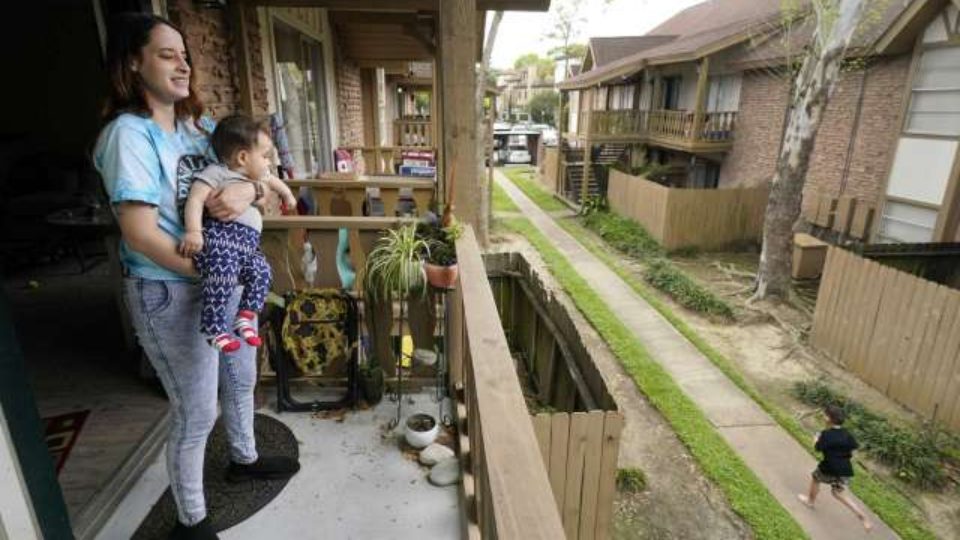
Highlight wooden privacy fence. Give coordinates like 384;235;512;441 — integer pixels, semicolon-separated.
607;170;768;251
812;247;960;431
487;253;623;540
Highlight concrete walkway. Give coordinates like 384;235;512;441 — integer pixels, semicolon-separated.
495;169;896;540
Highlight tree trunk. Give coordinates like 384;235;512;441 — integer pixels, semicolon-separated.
754;0;867;300
475;11;503;247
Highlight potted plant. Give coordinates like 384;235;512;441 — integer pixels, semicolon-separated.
419;216;463;290
362;223;429;425
404;412;440;449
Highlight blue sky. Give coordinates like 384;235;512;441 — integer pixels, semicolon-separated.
490;0;704;69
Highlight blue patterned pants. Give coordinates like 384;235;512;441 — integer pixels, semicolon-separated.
194;219;271;337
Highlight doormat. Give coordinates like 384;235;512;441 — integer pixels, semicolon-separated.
132;413;298;539
43;409;90;475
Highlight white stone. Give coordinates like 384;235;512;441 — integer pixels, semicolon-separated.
428;457;461;486
419;443;454;466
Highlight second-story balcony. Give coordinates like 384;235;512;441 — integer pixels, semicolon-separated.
575;109;738;153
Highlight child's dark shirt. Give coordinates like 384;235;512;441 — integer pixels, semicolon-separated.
815;426;858;477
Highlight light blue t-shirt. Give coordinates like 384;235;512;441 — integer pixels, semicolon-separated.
94;113;216;281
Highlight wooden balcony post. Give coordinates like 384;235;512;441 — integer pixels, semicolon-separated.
439;0;479;239
691;56;710;142
556;91;568;195
580;103;593;206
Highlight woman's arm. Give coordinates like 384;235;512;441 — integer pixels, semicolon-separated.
117;202;197;277
205;181;263;220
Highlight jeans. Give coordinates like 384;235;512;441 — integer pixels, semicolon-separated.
123;277;258;525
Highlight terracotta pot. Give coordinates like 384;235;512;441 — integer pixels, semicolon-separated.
424;262;459;289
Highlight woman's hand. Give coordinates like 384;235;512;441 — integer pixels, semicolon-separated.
205;181;261;221
179;230;204;257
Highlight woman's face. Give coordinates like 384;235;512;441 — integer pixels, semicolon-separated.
133;24;191;106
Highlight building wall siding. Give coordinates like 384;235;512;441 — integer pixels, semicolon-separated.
720;55;910;219
719;70;790;189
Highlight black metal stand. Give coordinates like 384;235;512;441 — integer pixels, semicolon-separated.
270;290;360;412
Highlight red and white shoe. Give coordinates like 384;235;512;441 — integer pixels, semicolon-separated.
210;333;241;353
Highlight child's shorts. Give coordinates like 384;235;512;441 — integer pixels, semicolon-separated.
812;469;850;492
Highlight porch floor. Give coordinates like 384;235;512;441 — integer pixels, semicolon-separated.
95;389;461;540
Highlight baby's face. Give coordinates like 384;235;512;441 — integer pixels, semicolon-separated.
240;131;274;181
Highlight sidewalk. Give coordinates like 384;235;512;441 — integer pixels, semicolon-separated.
494;169;896;540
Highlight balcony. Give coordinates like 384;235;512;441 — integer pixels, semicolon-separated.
575;109;737;153
394;118;435;147
258;214;564;539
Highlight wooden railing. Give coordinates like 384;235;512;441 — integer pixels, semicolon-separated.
647;110;692;140
340;146;437;176
449;226;566;539
576;109;738;147
286;175;435;217
393;119;434;147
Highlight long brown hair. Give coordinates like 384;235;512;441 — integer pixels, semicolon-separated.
102;13;205;128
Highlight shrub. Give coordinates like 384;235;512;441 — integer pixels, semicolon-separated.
616;468;647;493
644;258;735;320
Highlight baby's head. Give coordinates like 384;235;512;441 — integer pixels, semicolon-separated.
211;114;273;180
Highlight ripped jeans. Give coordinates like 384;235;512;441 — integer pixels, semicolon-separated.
123;277;259;525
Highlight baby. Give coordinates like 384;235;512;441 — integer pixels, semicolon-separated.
180;114;297;352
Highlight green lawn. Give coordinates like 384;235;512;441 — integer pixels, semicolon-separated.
492;180;519;212
498;166;567;212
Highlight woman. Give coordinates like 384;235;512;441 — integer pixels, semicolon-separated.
94;14;298;540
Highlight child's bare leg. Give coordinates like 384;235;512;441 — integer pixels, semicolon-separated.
831;488;872;531
797;477;818;507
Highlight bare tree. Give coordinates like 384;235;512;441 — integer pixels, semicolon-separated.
753;0;870;301
476;11;504;246
545;0;587;81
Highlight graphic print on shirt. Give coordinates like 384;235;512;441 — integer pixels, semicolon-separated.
176;154;213;219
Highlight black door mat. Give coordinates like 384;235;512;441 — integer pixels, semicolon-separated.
133;413;299;539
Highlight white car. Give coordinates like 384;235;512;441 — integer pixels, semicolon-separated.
507;145;532;164
540;128;558;146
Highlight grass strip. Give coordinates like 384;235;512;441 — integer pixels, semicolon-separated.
499;166;567;212
549;217;935;540
492;180;520;212
501;216;808;540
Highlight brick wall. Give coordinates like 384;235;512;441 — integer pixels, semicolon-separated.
719;70;790;188
334;31;363;147
168;0;269;119
720;55;910;218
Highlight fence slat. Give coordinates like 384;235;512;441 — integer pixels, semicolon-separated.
903;285;950;411
578;411;606;540
533;413;552;469
922;295;960;420
811;247;839;348
594;413;623;540
563;413;590;539
549;414;570;511
889;277;935;398
847;261;889;375
822;248;853;356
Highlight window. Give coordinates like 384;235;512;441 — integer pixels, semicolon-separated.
273;20;332;177
661;77;681;110
905;47;960;137
877;200;939;243
707;75;742;112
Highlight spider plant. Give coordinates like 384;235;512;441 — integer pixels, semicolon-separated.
363;223;429;303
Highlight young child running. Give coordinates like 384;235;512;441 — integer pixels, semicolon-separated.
798;404;873;532
180;114;297;352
